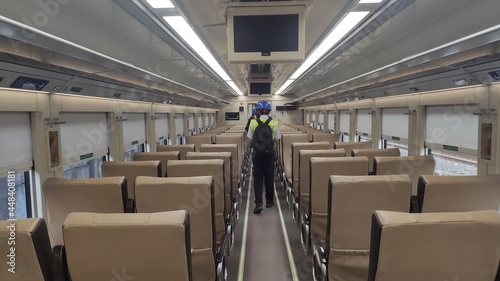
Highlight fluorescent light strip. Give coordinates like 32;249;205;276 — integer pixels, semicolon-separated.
146;0;174;8
359;0;383;3
290;11;370;80
164;16;242;95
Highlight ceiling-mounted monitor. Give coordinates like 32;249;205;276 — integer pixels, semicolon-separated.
227;5;306;63
249;82;271;95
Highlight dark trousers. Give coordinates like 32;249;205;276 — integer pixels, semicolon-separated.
252;151;275;205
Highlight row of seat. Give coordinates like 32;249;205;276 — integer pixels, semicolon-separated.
0;210;193;281
275;124;500;281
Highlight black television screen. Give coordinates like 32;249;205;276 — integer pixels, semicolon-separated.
227;5;305;63
233;14;299;53
250;82;271;95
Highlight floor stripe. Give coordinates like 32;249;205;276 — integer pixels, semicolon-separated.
237;163;252;281
275;183;300;281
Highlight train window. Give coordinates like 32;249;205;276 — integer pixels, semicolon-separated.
0;170;32;220
188;114;195;131
175;114;185;137
425;104;478;175
60;113;109;166
63;156;106;179
383;138;408;156
123;143;145;161
427;147;477;175
356;109;372;141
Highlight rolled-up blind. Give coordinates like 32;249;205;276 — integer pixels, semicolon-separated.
339;111;350;133
60;113;108;165
425;105;478;150
382;108;408;139
356;109;371;135
155;113;169;141
175;114;184;136
123;113;146;147
0;112;33;174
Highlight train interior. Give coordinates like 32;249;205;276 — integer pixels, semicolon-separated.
1;0;500;280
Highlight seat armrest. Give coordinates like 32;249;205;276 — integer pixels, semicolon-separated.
311;233;327;263
126;198;136;213
53;245;69;281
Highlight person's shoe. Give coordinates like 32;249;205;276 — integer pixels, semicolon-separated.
266;201;275;208
253;203;263;214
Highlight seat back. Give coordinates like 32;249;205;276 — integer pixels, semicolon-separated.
291;141;331;195
215;134;243;175
63;211;192;281
327;175;411;281
374;155;436;195
200;144;239;191
157;144;195;160
135;176;215;281
310;157;369;243
282;134;309;180
418;174;500;213
298;149;345;215
167;159;226;245
368;210;500;281
42;177;127;246
352;148;400;174
187;151;233;216
334;141;372;157
101;160;161;199
0;218;52;281
312;133;341;148
133;151;180;177
185;135;213;151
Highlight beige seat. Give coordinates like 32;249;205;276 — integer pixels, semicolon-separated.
0;218;53;281
200;144;240;195
101;160;161;199
215;134;243;177
312;175;411;281
186;135;214;151
157;144;195;160
334;141;372;157
417;174;500;213
42;177;127;246
289;141;331;223
374;155;436;195
312;133;341;148
135;176;221;281
352;148;400;174
63;211;192;281
133;151;180;177
186;151;235;223
368;210;500;281
281;134;309;187
298;149;345;254
167;159;228;249
309;156;369;245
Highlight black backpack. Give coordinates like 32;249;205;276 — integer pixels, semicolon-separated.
252;118;274;155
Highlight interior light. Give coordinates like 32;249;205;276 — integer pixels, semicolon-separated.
276;79;295;95
290;11;369;80
146;0;174;8
226;81;243;96
359;0;383;3
164;16;243;95
453;78;469;86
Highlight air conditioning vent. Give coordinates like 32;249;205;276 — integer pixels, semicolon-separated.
69;86;83;93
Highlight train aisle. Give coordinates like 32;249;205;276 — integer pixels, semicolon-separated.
227;161;314;281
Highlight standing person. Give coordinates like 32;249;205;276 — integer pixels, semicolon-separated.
245;106;260;132
247;100;281;214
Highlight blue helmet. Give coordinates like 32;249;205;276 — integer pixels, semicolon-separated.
252;106;257;115
256;100;271;111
